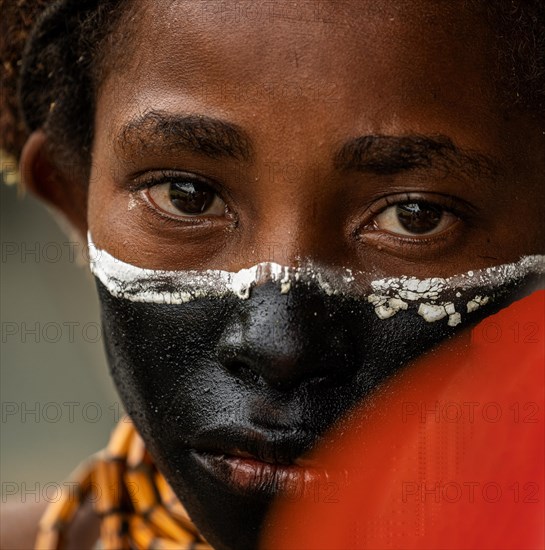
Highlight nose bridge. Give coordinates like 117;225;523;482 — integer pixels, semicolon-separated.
216;283;357;390
246;150;333;266
251;199;312;267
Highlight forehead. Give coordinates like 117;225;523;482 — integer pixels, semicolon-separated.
97;0;502;150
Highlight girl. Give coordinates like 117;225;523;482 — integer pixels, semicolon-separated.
1;1;544;548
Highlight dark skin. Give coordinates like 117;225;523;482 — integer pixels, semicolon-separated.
13;1;545;548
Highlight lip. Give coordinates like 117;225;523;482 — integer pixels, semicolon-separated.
190;426;317;464
189;427;342;497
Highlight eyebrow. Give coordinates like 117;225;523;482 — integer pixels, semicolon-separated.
115;111;253;162
115;111;498;180
333;134;499;179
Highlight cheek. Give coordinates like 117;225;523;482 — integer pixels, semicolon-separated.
87;171;125;253
99;289;228;437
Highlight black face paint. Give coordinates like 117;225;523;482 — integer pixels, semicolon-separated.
90;241;544;550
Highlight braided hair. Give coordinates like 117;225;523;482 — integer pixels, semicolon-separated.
1;0;544;185
1;0;131;182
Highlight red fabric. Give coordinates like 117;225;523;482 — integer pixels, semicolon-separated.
266;291;545;550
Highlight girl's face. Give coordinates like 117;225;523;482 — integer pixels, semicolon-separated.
67;0;544;548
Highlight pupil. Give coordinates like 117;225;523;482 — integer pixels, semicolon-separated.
396;202;443;234
169;181;214;214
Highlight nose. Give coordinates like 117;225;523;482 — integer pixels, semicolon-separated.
216;282;358;391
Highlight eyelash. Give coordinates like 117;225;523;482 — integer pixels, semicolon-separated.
131;169;220;193
125;169;236;228
355;192;474;253
365;192;471;221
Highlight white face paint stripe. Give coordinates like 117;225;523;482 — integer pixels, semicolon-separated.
88;233;545;325
87;234;353;302
367;256;545;325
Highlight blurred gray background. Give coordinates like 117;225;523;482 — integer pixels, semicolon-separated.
1;174;119;501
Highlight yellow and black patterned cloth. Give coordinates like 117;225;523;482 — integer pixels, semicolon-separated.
35;418;212;549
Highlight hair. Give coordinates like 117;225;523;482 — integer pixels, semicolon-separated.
0;0;131;182
1;0;544;184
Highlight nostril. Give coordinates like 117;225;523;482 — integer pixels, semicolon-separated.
221;356;262;385
219;344;316;391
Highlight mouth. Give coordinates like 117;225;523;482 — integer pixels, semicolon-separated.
189;427;342;498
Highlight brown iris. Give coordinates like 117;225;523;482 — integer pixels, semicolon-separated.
396;202;443;234
169;181;215;214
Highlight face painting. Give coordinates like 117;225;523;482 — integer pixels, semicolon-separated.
90;234;544;549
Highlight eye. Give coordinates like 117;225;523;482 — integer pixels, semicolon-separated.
373;201;458;236
146;179;226;218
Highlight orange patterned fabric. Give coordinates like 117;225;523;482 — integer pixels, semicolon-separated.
35;418;212;549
